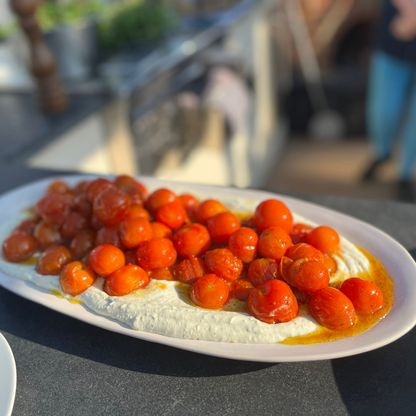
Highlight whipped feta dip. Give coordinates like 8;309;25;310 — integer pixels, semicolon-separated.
0;192;370;344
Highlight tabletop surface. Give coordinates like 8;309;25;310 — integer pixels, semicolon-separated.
1;165;416;416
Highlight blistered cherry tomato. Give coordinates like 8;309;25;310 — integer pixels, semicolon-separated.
114;175;137;190
207;212;241;244
136;238;177;271
290;223;312;245
323;254;337;274
104;265;149;296
205;248;243;282
247;280;298;324
37;245;72;276
47;180;71;195
149;268;175;281
124;249;138;265
14;219;38;235
37;193;70;226
150;222;172;240
247;258;279;287
69;229;95;259
258;226;292;261
254;199;293;234
241;215;256;229
93;187;131;226
190;274;230;309
147;188;178;215
230;278;254;301
173;256;207;285
73;180;91;195
60;212;89;240
339;278;384;314
195;199;228;225
309;287;356;330
125;204;151;220
2;231;36;262
95;226;125;250
173;223;211;258
306;226;340;254
179;194;200;218
156;201;187;230
86;178;115;202
60;261;96;296
124;184;146;206
119;218;152;249
228;227;258;263
90;215;104;231
73;193;92;217
33;221;61;248
285;243;324;263
88;244;125;277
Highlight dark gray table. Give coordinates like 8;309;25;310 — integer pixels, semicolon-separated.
1;165;416;416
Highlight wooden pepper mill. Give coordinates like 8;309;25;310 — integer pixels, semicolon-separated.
10;0;69;113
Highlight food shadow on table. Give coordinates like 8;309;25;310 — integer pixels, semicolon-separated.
0;287;276;377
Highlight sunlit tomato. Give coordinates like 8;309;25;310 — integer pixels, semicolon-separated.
147;188;178;215
290;223;312;245
207;212;241;244
323;254;337;274
69;229;95;259
309;287;356;330
60;261;96;296
93;187;131;226
179;194;200;218
73;193;92;217
149;268;175;281
86;178;115;202
173;223;211;258
104;265;149;296
247;258;279;287
258;226;292;261
228;227;258;263
2;231;36;262
60;212;89;240
119;218;152;249
136;238;177;271
230;278;254;301
190;274;230;309
125;204;151;220
339;278;384;314
150;222;172;240
37;193;70;226
73;180;91;195
88;244;125;277
47;180;71;195
124;184;146;206
33;221;61;248
37;245;72;276
254;199;293;234
156;201;187;230
173;256;207;285
306;226;340;254
14;219;38;235
195;199;228;225
205;248;243;282
95;226;125;250
124;249;138;265
282;258;329;292
285;243;324;263
247;280;298;324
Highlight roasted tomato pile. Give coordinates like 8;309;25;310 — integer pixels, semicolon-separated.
1;176;384;331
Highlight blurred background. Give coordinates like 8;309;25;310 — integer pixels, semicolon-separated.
1;0;415;202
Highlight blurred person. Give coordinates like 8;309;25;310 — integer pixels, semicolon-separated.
364;0;416;200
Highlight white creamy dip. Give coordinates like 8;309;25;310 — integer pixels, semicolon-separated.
0;192;370;344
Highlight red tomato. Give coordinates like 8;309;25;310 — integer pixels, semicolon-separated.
86;178;115;202
124;184;146;206
285;243;324;263
14;219;38;235
93;187;131;226
323;255;337;274
247;258;279;287
228;227;258;263
150;222;173;240
37;245;72;276
33;221;62;248
125;204;151;220
207;212;241;244
90;215;104;231
179;194;200;218
88;244;125;277
147;188;178;215
230;278;254;301
258;226;292;261
73;180;91;195
136;238;177;271
247;280;298;324
114;175;137;190
47;180;71;195
306;226;340;254
118;218;152;249
104;265;149;296
290;223;312;245
124;249;138;265
69;229;95;259
173;223;211;258
205;248;243;282
156;201;187;230
149;268;175;281
339;278;384;314
195;199;227;225
254;199;293;234
60;261;96;296
190;274;230;309
173;256;207;285
2;231;37;262
60;212;89;240
95;226;125;250
309;287;356;330
36;193;70;226
73;193;92;217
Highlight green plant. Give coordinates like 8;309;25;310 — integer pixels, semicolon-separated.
0;23;17;43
